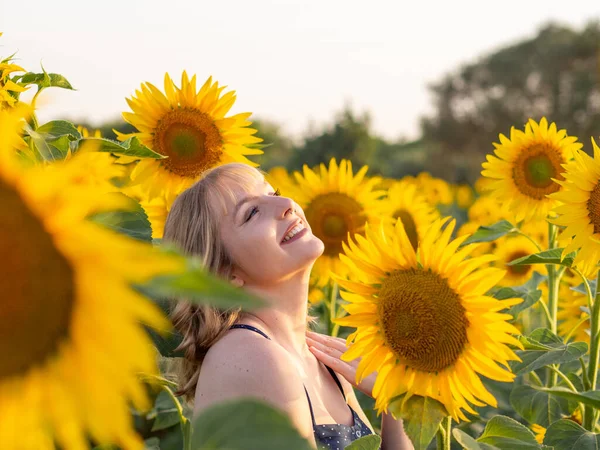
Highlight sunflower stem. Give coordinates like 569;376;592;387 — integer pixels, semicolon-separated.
162;385;191;450
436;416;452;450
584;270;600;431
546;223;560;387
329;281;339;337
514;229;543;252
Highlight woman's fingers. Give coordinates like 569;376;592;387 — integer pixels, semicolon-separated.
306;330;350;353
307;344;355;385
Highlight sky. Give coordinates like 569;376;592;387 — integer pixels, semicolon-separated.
1;0;598;141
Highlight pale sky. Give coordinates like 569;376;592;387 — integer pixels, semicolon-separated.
1;0;598;141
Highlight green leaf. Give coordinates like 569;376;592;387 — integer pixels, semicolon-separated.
191;399;313;450
463;220;516;245
511;328;588;375
79;136;164;159
544;419;600;449
453;428;499;450
150;391;181;431
388;394;447;450
37;120;81;139
23;123;55;161
143;437;161;450
89;195;152;242
477;415;540;449
531;386;600;410
19;72;74;90
139;265;264;310
344;435;382;450
509;248;575;268
571;279;597;296
491;272;546;318
510;384;569;428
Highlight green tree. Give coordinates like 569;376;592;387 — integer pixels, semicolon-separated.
288;106;378;170
252;119;295;170
421;20;600;182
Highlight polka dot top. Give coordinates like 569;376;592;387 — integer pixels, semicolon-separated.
229;324;381;450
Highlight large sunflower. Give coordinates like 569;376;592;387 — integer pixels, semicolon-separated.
118;72;263;200
333;218;521;421
494;236;546;287
549;138;600;277
287;158;390;288
382;179;439;251
482;118;582;221
0;109;181;449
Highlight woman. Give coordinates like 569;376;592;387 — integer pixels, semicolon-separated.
164;163;413;449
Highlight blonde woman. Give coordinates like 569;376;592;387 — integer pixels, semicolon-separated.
164;163;412;450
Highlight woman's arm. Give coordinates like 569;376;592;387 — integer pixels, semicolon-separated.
380;413;414;450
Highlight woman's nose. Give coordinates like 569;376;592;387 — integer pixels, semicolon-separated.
278;196;295;218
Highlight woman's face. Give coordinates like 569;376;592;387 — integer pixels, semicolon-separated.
219;174;324;286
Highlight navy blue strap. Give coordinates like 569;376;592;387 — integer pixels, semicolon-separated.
229;324;271;340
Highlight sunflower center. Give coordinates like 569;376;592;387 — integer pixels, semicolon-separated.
512;144;565;199
153;108;223;178
0;179;74;378
394;209;418;250
304;193;366;256
507;251;531;275
587;182;600;235
377;268;469;373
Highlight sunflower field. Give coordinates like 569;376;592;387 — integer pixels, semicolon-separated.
2;29;600;450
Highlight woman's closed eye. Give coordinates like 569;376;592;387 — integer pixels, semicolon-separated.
244;188;281;222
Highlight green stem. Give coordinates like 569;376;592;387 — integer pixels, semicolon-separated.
537;300;553;329
438;416;452;450
564;315;591;343
514;229;543;252
581;357;591;391
162;386;191;450
546;223;559;387
529;370;543;387
584;270;600;431
329;282;339;337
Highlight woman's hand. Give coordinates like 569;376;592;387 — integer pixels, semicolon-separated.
306;330;378;399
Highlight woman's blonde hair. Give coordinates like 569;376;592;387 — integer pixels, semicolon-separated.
163;163;315;401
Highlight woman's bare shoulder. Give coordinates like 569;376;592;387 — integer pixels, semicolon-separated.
193;330;315;443
195;329;303;408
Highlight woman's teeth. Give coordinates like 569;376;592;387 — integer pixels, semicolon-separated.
283;224;304;242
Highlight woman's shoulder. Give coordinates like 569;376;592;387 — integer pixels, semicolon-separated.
194;329;315;441
195;328;305;406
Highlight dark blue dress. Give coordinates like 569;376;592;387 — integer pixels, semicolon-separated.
229;324;381;449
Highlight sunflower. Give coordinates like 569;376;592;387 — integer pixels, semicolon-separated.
265;166;298;198
557;273;590;344
549;138;600;277
414;172;453;205
454;184;475;209
482;118;582;222
287;158;389;288
0;39;27;109
118;72;263;200
382;179;439;251
467;195;512;225
333;218;521;421
0;108;182;449
76;125;102;138
494;236;546;287
139;189;179;240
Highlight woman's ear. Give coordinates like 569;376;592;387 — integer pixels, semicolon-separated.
230;275;245;288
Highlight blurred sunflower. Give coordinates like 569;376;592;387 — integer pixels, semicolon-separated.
494;236;546;287
382;179;439;250
467;193;512;225
557;272;590;344
333;218;521;421
140;189;179;240
118;72;262;200
549;138;600;277
265;166;298;198
76;125;102;138
288;158;389;287
0;108;181;449
454;184;475;209
415;172;453;205
482;118;581;221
